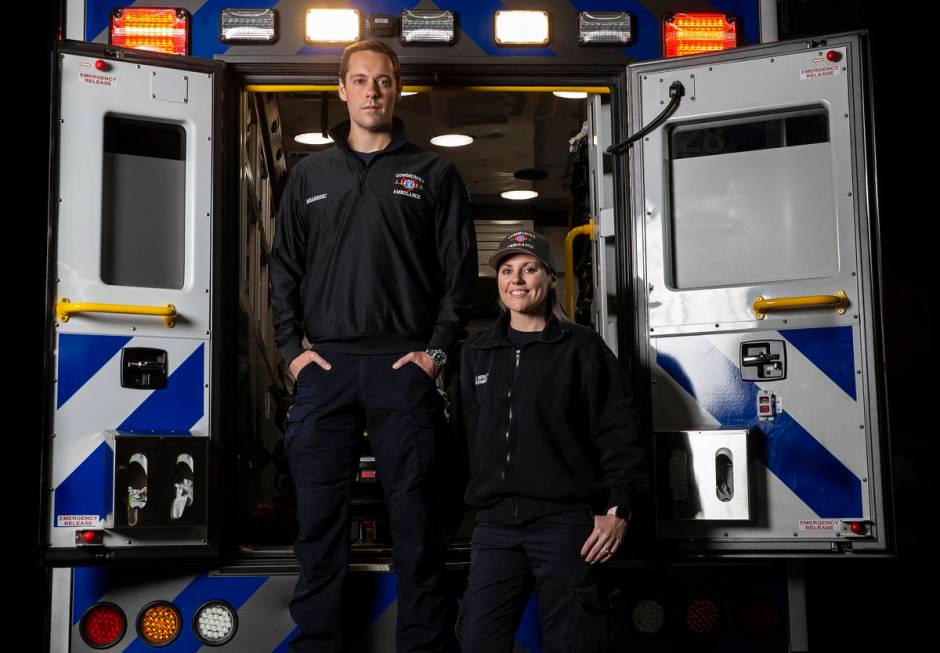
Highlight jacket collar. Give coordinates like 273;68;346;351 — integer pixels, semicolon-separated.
330;117;409;155
471;311;569;349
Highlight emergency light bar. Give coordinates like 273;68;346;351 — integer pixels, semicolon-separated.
663;13;737;58
494;10;550;46
400;10;456;44
220;8;277;44
578;12;632;45
110;7;190;56
305;8;361;44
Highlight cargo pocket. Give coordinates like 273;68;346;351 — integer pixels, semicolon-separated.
283;405;313;456
573;586;615;653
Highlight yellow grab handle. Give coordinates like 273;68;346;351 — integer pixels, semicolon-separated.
56;298;177;328
564;220;596;318
752;290;848;319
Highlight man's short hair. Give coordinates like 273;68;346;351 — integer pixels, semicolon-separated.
339;40;402;89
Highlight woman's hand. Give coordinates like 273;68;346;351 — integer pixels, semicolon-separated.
580;513;627;564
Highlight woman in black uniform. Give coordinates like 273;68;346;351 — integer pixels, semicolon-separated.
456;230;648;653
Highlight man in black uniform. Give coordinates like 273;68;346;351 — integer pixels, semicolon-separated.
270;40;477;653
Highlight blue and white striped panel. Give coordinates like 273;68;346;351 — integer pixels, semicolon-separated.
50;333;208;546
653;326;868;534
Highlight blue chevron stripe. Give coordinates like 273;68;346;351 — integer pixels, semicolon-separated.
57;334;132;409
117;344;204;434
781;326;856;401
55;441;114;523
73;567;111;624
656;333;863;518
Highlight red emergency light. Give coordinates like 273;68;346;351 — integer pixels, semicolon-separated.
110;7;190;56
663;13;737;58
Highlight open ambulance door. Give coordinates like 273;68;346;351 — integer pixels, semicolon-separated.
626;33;891;554
43;40;228;564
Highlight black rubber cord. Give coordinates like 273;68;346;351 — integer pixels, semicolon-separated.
606;81;685;156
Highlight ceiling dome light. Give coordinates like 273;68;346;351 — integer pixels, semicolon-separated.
501;190;539;201
430;134;473;147
553;91;587;99
401;91;419;96
295;132;334;145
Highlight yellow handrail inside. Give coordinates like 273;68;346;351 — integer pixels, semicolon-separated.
752;290;848;319
564;220;595;318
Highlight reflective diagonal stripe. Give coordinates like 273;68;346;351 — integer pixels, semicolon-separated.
73;567;110;624
117;344;205;434
655;331;863;518
57;334;132;409
54;441;113;523
781;326;857;400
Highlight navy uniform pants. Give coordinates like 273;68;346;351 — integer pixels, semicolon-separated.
285;352;447;653
456;510;612;653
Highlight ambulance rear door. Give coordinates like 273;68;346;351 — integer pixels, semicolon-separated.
44;40;227;563
627;33;890;553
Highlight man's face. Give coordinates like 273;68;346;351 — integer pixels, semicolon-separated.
338;50;399;133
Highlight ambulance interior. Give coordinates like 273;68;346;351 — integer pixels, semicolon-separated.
236;88;610;558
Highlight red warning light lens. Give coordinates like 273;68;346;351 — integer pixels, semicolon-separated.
849;521;865;534
81;530;97;543
360;470;377;480
81;603;126;648
686;598;720;634
664;13;737;58
94;60;108;71
826;50;840;62
110;8;190;56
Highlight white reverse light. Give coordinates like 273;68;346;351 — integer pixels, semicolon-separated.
305;8;360;43
494;10;550;46
430;134;473;147
501;190;539;201
193;601;237;646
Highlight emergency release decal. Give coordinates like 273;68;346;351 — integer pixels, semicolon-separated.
117;343;205;434
54;441;113;525
780;325;856;400
56;334;132;409
656;333;863;518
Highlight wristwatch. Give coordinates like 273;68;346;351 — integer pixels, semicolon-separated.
424;348;447;368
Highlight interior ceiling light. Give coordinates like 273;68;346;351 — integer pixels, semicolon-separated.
295;132;334;145
552;91;587;99
502;190;539;201
401;91;418;96
430;134;473;147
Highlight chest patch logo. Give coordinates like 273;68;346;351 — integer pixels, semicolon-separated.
394;173;425;200
475;373;488;386
306;193;328;204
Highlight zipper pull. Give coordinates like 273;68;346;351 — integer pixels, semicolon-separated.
357;172;364;195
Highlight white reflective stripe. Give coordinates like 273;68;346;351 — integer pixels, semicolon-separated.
705;333;867;480
52;337;204;488
651;354;722;431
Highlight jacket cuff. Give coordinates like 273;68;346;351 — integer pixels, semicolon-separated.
279;341;305;368
427;326;459;359
606;488;631;515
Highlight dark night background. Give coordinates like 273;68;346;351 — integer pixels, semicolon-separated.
27;1;928;649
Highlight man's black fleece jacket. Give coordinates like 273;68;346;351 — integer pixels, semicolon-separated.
270;118;477;365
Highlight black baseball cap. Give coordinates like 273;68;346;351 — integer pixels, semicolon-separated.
489;230;556;274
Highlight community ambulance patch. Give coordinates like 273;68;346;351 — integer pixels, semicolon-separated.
394;173;424;200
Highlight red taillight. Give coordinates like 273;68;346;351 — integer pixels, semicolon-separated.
663;13;737;58
110;8;190;56
81;603;126;648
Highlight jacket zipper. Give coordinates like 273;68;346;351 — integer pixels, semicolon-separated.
500;348;521;483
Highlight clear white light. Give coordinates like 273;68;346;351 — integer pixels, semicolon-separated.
431;134;473;147
195;604;235;642
305;9;360;43
220;9;276;43
401;91;418;97
553;91;587;99
495;10;550;45
295;132;334;145
401;10;455;44
501;190;539;201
